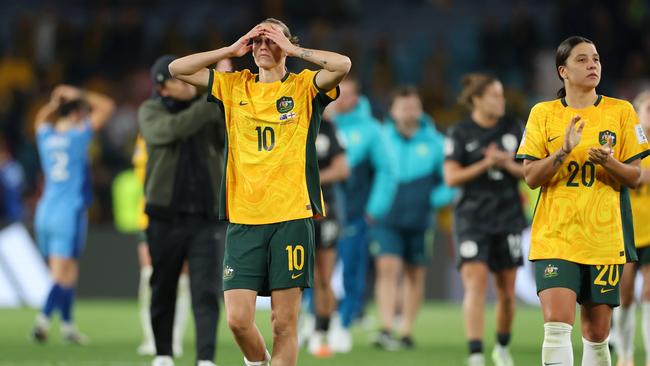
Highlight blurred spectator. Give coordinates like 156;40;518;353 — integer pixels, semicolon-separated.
0;137;25;223
0;0;649;224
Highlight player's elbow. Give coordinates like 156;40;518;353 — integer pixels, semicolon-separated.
443;172;461;187
168;60;181;77
627;175;642;189
523;175;541;190
340;162;350;180
340;56;352;74
623;164;642;189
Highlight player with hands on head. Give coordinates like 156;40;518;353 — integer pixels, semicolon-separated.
169;18;350;366
31;84;115;345
517;36;650;366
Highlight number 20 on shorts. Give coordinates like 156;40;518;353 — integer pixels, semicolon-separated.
594;264;620;287
285;244;305;271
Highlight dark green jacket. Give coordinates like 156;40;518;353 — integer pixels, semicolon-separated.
138;94;224;218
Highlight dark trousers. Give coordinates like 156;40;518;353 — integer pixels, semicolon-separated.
147;214;225;361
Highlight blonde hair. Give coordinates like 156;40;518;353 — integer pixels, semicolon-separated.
261;18;299;45
633;91;650;112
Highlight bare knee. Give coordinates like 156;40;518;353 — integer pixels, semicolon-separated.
51;264;77;286
582;325;609;343
314;274;331;292
271;312;298;339
228;310;254;335
376;258;400;278
497;289;516;307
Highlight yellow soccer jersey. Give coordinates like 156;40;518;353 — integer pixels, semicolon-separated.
208;68;339;225
632;157;650;248
132;135;148;230
516;95;650;265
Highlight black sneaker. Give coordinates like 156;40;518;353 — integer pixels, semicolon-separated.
400;336;415;349
372;330;401;351
31;325;48;343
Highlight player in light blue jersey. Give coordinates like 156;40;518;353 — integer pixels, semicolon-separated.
31;84;114;344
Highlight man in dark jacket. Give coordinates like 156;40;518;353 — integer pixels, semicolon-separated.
139;55;227;366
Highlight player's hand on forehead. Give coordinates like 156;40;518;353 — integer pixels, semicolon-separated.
258;25;294;52
230;26;264;57
244;25;264;41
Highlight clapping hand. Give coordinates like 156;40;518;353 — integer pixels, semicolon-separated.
588;135;614;165
563;115;585;153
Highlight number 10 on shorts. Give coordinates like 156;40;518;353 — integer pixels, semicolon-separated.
285;244;305;271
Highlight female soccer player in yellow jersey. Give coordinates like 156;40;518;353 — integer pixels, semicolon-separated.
169;18;350;366
516;36;650;366
613;91;650;366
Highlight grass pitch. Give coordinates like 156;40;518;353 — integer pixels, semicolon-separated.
0;300;644;365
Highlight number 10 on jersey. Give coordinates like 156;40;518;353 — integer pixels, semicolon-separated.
256;126;275;151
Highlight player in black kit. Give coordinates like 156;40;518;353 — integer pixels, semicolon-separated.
443;73;526;366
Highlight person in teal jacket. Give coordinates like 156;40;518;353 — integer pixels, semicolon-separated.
330;77;398;353
371;86;456;350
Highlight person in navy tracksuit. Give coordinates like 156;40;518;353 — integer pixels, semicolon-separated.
370;87;456;350
330;77;397;352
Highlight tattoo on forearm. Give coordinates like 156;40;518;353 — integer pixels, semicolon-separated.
299;49;313;59
299;48;328;66
553;150;566;167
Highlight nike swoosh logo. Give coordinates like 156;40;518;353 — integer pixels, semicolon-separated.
601;288;614;294
239;101;248;106
547;136;560;142
544;363;562;365
291;273;303;280
465;141;479;152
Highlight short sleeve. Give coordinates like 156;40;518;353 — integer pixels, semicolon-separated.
618;101;650;163
444;126;465;163
301;69;339;106
207;69;241;104
74;118;93;145
36;122;53;137
516;104;547;161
